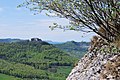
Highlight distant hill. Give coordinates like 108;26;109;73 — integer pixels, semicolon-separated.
46;40;65;44
54;41;90;58
0;38;21;43
0;39;77;80
0;38;90;58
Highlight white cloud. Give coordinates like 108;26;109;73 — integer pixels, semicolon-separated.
16;18;93;42
31;18;69;27
0;17;93;42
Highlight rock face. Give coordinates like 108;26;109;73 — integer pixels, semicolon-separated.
66;50;120;80
31;38;42;42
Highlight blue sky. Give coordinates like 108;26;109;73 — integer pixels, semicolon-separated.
0;0;94;42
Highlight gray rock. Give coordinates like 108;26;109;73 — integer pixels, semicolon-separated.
66;51;120;80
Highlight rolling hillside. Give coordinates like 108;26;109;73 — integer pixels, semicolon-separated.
54;41;90;58
0;39;78;80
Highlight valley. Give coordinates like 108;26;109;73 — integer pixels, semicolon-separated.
0;39;89;80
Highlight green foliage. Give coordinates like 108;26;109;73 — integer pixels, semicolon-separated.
54;41;90;58
19;0;120;42
0;59;49;79
0;73;22;80
0;41;78;80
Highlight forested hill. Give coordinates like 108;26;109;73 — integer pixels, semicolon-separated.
0;38;21;43
54;41;90;58
0;39;78;80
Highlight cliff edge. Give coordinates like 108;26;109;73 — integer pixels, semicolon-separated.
66;46;120;80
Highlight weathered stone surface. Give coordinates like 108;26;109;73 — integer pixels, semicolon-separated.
66;50;120;80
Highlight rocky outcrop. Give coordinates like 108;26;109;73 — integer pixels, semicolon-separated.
31;38;42;42
66;47;120;80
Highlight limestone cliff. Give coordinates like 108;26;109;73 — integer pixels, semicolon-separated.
66;46;120;80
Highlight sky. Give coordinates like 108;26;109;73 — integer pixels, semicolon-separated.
0;0;94;42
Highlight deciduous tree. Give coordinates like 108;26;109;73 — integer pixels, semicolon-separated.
19;0;120;42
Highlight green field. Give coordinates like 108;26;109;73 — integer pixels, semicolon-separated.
0;74;22;80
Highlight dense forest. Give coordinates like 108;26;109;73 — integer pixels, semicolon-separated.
0;39;78;80
54;41;90;58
